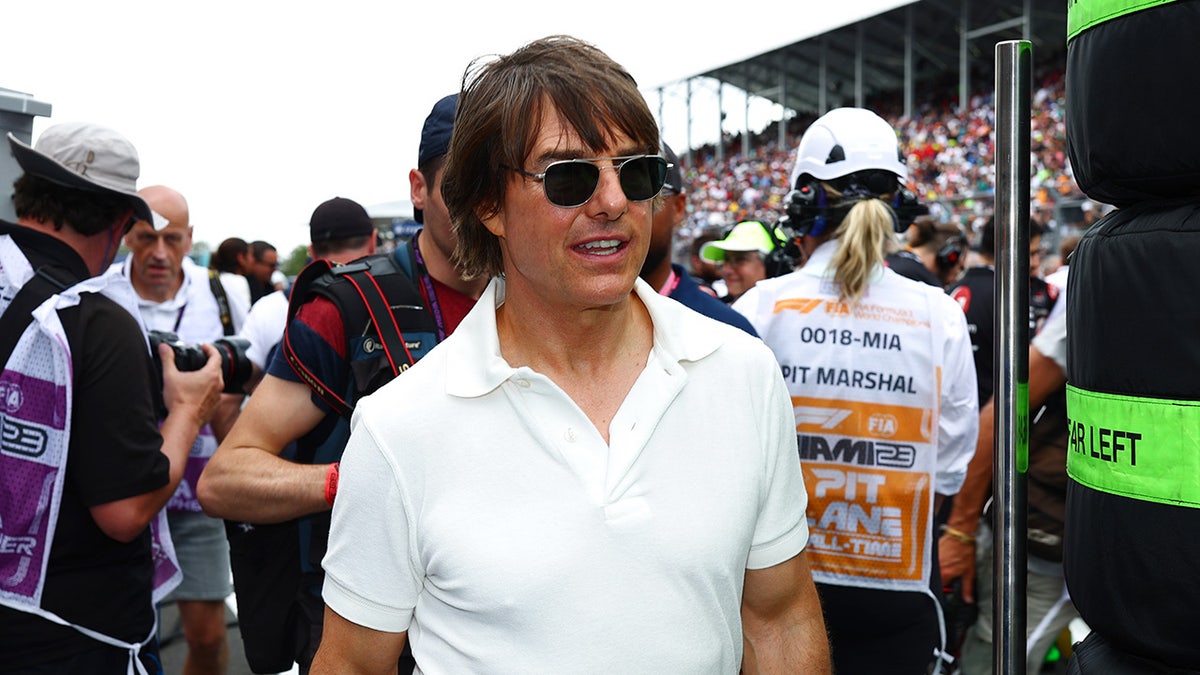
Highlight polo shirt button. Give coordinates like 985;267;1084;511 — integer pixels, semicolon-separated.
564;427;577;442
515;378;531;388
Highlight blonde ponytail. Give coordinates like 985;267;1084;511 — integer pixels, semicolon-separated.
827;198;895;304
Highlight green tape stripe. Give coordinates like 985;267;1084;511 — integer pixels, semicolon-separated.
1066;385;1200;508
1068;0;1180;41
1017;382;1029;473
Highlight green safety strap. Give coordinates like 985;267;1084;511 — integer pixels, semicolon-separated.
1066;385;1200;508
1068;0;1180;42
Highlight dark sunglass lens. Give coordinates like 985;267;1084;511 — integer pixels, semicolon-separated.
620;156;668;201
544;161;599;207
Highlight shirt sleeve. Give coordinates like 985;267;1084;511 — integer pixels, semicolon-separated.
935;293;979;496
69;295;169;506
266;296;346;414
747;347;811;570
320;400;420;632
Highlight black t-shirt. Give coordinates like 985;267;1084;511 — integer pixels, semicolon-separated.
949;266;1061;408
0;223;168;669
948;266;995;407
886;250;943;287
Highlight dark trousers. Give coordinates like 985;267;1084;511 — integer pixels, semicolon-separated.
1067;632;1200;675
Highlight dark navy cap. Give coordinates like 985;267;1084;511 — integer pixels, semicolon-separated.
415;93;458;224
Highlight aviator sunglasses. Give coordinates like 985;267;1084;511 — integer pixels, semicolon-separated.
503;154;670;208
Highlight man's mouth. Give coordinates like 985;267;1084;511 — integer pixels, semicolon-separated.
576;239;622;256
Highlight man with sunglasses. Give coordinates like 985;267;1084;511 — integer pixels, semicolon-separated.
0;123;223;673
314;35;830;674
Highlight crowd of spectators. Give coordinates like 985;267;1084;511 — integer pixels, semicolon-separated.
672;66;1101;256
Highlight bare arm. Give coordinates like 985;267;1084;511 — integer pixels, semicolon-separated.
90;343;223;543
208;393;244;442
741;551;831;674
937;344;1066;601
310;606;407;675
196;373;330;523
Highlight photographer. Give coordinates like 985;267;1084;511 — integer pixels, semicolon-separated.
0;123;222;673
106;184;247;675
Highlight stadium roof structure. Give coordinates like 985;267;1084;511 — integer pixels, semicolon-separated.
649;0;1067;156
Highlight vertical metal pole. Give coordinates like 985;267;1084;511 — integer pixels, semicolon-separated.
994;39;1031;675
960;0;969;111
716;81;725;164
819;38;828;113
778;54;787;150
685;78;693;167
743;63;752;158
855;24;865;107
904;7;914;119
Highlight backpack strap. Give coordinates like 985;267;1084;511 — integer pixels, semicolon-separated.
280;253;421;419
0;266;71;366
281;259;353;418
207;269;236;336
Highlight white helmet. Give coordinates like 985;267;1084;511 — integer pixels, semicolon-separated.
789;107;907;190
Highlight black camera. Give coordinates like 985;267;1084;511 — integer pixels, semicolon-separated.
148;329;253;394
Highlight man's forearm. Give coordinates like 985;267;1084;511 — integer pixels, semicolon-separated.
198;448;330;523
946;399;995;532
742;607;831;674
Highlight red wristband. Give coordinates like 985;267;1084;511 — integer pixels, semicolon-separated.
324;462;340;506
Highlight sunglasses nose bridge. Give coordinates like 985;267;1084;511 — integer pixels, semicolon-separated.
590;161;631;209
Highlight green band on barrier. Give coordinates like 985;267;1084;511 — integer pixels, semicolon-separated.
1066;385;1200;508
1017;382;1029;473
1068;0;1179;41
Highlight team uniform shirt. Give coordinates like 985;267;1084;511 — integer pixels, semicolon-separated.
948;266;996;407
735;241;976;673
321;277;809;674
950;267;1060;408
736;241;977;592
0;225;178;673
106;256;247;513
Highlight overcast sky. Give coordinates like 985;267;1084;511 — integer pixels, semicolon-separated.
4;0;907;254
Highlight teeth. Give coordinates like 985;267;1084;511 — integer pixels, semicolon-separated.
580;239;621;253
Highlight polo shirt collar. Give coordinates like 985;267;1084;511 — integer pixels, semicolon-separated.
445;276;728;399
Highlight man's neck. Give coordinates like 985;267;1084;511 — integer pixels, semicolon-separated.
495;282;651;378
132;274;185;303
494;281;653;444
416;230;487;299
640;260;672;294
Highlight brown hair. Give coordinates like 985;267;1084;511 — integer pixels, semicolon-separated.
442;35;661;280
12;173;132;237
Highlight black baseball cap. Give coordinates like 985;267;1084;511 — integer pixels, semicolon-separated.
309;197;374;243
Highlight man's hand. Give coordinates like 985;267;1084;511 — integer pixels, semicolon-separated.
937;534;977;602
160;342;223;427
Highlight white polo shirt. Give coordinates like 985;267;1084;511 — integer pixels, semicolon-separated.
322;277;809;674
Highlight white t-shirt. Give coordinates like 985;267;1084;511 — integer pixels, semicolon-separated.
322;278;809;674
239;289;288;371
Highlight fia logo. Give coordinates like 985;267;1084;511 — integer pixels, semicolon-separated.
0;382;23;415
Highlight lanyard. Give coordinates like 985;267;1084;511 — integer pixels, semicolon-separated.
411;232;447;341
658;268;680;297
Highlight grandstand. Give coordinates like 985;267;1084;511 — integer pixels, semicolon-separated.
649;0;1092;253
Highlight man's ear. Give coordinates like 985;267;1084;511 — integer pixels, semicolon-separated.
409;168;428;212
480;207;505;239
